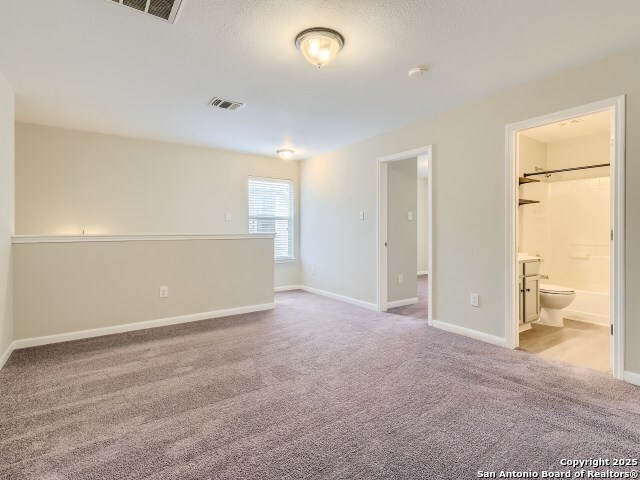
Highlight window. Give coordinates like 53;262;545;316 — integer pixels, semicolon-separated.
248;177;294;262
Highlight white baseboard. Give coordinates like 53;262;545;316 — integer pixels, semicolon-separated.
563;309;609;326
417;270;429;276
11;303;276;351
0;341;16;370
274;285;303;292
276;284;378;311
431;319;506;347
387;297;419;309
623;371;640;387
299;285;378;311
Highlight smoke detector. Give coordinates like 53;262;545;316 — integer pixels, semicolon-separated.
107;0;183;23
208;97;245;112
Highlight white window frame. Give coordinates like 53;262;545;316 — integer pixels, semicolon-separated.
248;176;296;263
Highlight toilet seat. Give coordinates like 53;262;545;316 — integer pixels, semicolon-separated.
540;284;575;295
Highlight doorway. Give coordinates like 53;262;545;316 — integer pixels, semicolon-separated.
505;97;625;379
377;146;433;323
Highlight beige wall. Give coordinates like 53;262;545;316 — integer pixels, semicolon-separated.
15;124;300;287
519;132;611;294
417;176;429;273
387;158;417;302
300;45;640;374
13;237;274;339
0;70;14;362
546;132;610;181
518;135;548;260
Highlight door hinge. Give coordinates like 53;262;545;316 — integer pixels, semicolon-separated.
611;230;613;241
611;324;614;336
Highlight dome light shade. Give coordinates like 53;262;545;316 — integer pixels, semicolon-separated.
277;149;294;160
295;28;344;68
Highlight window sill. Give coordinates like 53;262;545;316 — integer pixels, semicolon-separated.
275;257;297;264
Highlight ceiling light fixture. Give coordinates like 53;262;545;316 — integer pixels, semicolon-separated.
277;149;294;160
408;66;429;78
295;28;344;68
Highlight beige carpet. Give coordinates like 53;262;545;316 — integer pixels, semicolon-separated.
1;289;639;479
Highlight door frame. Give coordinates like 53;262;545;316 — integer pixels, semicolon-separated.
377;145;433;324
504;96;625;380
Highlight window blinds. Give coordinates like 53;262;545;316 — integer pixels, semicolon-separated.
248;177;294;260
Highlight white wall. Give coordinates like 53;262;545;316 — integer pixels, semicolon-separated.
13;237;274;340
546;177;610;293
0;70;14;366
519;132;610;293
300;45;640;374
387;158;417;302
15;123;300;288
417;176;429;273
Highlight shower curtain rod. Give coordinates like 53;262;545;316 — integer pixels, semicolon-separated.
523;163;610;177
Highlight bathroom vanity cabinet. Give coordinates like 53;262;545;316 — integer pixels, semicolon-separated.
518;257;540;325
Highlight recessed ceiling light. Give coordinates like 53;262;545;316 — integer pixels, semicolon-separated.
295;28;345;68
277;149;294;160
408;66;429;78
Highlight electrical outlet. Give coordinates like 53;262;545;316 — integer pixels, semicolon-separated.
312;266;316;276
398;274;404;285
159;286;169;298
359;211;365;220
470;293;479;307
225;212;232;221
407;211;413;221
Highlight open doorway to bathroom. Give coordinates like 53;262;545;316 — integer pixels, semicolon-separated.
505;97;625;380
377;146;433;323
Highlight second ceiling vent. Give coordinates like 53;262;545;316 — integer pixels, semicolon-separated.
108;0;183;23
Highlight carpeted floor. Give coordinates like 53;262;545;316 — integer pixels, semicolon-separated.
1;290;639;479
387;274;428;319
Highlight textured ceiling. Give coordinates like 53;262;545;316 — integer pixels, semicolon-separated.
1;0;639;159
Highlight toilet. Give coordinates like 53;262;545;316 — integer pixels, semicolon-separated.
538;284;576;327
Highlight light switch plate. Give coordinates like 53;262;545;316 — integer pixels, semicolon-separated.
359;211;365;220
470;293;479;307
408;211;413;221
225;212;232;221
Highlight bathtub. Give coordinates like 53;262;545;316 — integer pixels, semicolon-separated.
563;289;610;326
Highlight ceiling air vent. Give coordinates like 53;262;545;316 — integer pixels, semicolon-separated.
108;0;183;23
208;97;245;112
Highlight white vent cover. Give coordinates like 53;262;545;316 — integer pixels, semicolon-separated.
208;97;246;112
107;0;183;23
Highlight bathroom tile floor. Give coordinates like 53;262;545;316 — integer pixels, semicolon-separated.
519;319;610;373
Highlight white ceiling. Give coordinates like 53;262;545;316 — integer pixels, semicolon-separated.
519;110;611;144
1;0;639;159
